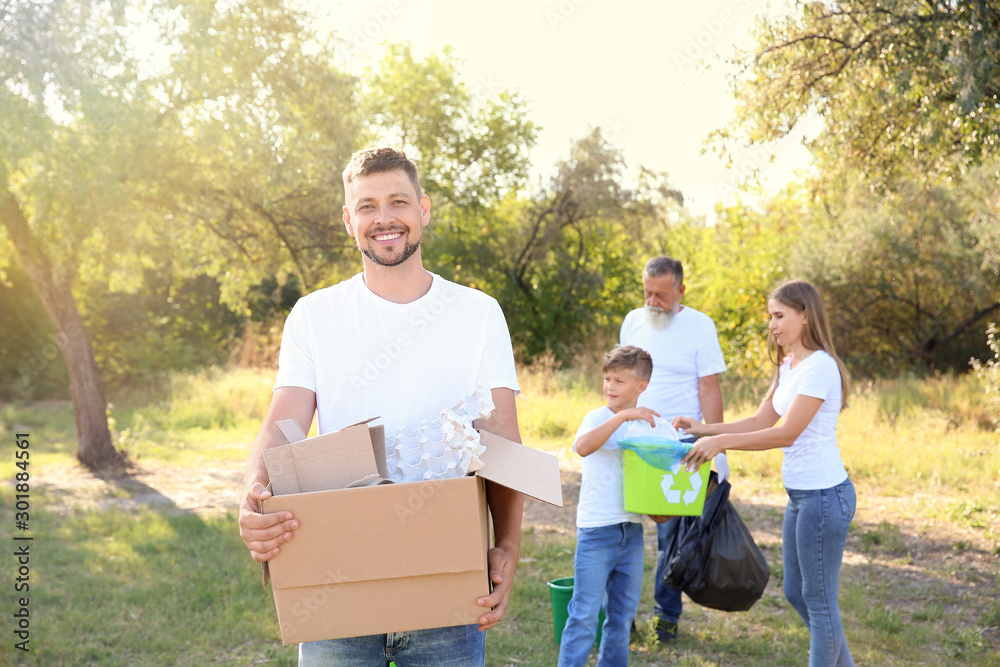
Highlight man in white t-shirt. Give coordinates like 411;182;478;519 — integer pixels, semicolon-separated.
619;256;727;643
237;147;524;666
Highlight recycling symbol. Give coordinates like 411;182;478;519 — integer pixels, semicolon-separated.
660;462;702;505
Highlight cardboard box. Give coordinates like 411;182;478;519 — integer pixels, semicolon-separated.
622;451;710;516
261;424;563;645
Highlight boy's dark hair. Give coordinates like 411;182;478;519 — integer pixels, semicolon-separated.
342;146;422;198
603;345;653;382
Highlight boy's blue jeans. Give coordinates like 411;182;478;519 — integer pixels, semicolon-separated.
298;624;484;666
653;518;683;625
783;478;856;667
558;522;644;667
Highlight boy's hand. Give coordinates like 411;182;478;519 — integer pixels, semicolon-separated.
619;407;659;427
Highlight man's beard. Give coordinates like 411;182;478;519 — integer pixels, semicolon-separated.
359;233;421;267
644;306;675;330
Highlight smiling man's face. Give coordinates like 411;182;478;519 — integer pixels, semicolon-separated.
342;169;430;267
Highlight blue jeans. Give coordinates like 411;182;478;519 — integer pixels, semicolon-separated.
298;624;485;666
783;479;856;667
653;518;683;624
558;522;644;667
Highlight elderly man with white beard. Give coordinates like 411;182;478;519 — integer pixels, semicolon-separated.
618;255;728;645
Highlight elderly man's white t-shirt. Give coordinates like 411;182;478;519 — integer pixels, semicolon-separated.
275;273;519;437
619;306;727;422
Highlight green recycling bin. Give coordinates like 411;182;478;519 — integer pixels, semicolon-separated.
547;576;604;645
622;450;710;516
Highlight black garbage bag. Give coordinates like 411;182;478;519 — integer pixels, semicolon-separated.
662;472;770;612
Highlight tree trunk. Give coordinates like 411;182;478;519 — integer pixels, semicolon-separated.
0;186;122;470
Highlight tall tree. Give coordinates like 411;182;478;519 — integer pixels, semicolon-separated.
715;0;1000;185
432;128;686;362
0;0;357;467
360;42;539;210
1;0;145;468
792;161;1000;370
710;0;1000;372
683;190;802;379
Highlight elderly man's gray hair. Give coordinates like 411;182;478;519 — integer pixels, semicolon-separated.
643;256;683;285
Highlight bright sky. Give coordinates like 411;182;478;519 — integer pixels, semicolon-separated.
297;0;815;222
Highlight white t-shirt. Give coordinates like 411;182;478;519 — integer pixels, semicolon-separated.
572;406;644;528
619;306;727;421
771;350;849;490
274;272;519;437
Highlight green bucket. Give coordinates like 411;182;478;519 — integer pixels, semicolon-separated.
547;576;604;645
622;450;710;516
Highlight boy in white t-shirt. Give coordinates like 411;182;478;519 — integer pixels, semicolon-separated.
558;346;660;667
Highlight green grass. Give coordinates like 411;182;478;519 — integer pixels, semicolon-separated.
860;521;908;554
0;365;998;665
0;490;293;666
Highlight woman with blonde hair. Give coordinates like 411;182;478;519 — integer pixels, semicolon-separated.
674;280;855;667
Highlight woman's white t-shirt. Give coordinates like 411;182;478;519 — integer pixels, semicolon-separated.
572;406;644;528
771;350;849;490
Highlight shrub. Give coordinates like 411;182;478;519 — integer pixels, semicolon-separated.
969;323;1000;430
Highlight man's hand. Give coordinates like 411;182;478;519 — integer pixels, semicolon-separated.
475;545;518;631
647;514;676;524
238;482;300;563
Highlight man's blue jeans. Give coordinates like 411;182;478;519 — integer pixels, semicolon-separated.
783;478;856;667
298;624;485;666
558;522;644;667
653;518;683;625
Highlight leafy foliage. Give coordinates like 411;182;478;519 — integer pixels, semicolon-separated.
0;1;542;400
362;43;539;209
429;127;686;363
4;0;996;409
718;0;1000;185
970;323;1000;428
789;161;1000;372
685;190;802;379
712;0;1000;374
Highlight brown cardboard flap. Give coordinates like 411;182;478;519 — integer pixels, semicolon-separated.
477;432;563;507
258;482;274;587
263;423;379;496
262;476;489;590
275;418;308;443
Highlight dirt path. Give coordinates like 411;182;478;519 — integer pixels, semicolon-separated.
35;460;245;516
